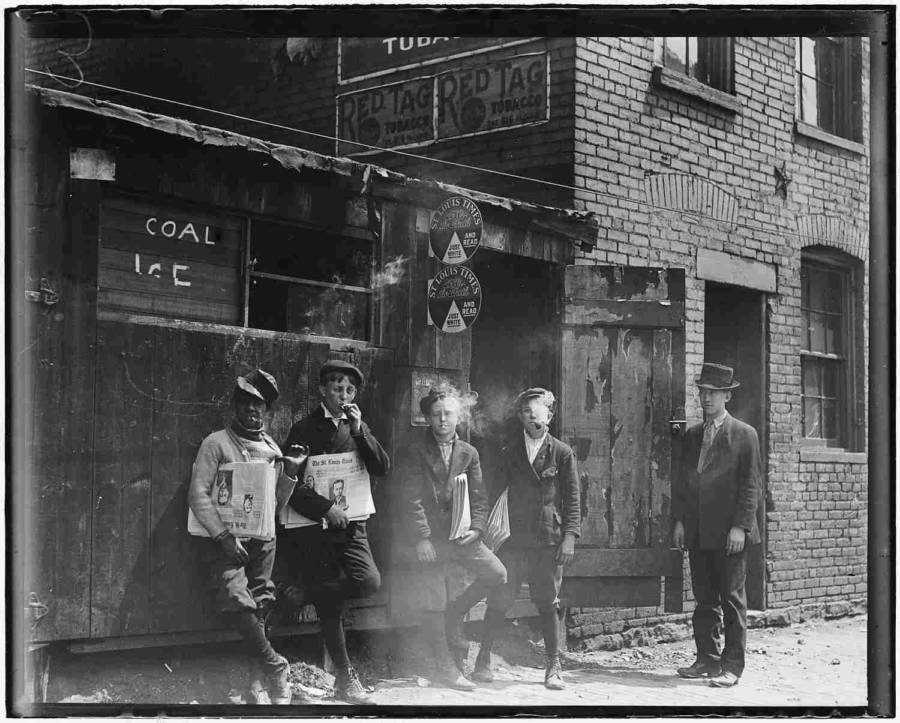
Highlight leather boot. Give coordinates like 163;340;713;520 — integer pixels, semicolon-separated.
333;665;372;704
235;610;293;704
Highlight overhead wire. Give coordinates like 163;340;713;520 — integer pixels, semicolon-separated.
22;66;860;245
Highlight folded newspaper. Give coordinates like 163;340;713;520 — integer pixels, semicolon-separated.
448;473;471;540
280;451;375;529
481;487;510;552
188;461;277;540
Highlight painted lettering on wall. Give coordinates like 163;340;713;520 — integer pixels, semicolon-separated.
437;53;548;139
144;217;216;245
133;253;191;287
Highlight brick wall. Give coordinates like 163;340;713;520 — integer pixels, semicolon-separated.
571;36;869;614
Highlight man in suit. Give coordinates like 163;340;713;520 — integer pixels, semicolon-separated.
278;359;390;703
395;386;507;689
672;362;762;688
475;387;580;690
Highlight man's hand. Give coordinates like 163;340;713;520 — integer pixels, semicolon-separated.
216;531;249;565
416;538;437;562
325;503;350;529
725;526;746;555
278;444;309;479
673;521;685;550
343;403;363;435
454;530;481;546
555;533;576;566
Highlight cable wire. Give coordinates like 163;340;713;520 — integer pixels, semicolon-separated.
23;67;864;245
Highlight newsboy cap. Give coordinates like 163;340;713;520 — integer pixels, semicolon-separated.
514;387;556;411
695;362;740;390
419;386;459;417
235;368;279;408
319;359;364;388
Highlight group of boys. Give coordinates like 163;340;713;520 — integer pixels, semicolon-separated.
189;358;760;704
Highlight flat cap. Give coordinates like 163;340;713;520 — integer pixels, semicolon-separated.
514;387;556;411
235;369;279;408
319;359;364;387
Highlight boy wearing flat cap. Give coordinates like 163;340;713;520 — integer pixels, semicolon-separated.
672;362;762;688
278;359;390;703
395;386;507;690
475;387;580;690
189;369;307;704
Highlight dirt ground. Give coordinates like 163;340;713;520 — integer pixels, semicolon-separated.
40;613;867;711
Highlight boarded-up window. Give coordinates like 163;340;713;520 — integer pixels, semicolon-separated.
98;195;243;324
248;219;374;341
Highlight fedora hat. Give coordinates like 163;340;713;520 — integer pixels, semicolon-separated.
235;368;280;408
695;363;740;390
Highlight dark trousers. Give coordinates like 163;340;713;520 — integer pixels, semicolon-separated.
209;537;277;613
688;547;748;676
280;520;381;619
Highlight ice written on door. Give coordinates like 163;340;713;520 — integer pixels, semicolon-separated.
427;265;482;333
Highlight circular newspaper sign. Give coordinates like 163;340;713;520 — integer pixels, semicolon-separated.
429;196;483;265
428;265;482;333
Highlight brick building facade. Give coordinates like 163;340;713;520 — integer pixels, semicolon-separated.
21;25;870;631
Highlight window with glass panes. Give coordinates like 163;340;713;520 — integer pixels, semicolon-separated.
654;37;734;93
800;257;854;447
795;37;863;142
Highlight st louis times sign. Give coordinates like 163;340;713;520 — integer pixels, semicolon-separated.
336;47;549;156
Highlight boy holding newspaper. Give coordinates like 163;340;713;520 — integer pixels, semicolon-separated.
277;359;390;704
396;386;507;690
188;369;307;705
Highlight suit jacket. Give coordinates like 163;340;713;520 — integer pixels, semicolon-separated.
396;431;488;543
672;413;762;550
501;433;581;548
282;407;390;521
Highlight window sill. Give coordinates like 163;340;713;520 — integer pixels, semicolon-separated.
651;65;741;113
799;447;867;464
794;120;866;155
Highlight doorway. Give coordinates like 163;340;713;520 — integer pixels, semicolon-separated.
704;282;768;610
467;250;559;489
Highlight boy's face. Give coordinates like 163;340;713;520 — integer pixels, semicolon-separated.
698;387;731;419
429;397;460;441
519;398;553;439
320;375;357;415
234;393;267;430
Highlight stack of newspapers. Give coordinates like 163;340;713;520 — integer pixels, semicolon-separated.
188;461;277;540
448;473;471;540
481;488;510;552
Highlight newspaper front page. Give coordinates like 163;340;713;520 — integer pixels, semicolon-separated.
188;461;277;540
280;451;375;529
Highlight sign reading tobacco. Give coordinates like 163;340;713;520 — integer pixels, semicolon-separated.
429;196;483;264
338;37;535;83
336;52;549;156
437;53;548;139
428;266;482;334
336;77;435;156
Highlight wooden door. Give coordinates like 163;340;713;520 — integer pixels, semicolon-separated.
559;266;685;611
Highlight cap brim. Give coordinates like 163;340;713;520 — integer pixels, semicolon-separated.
236;377;267;401
695;380;740;390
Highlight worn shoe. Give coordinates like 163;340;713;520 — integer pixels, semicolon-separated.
267;655;293;705
334;665;373;704
677;659;722;679
470;664;494;683
436;670;477;691
709;670;740;688
544;656;565;690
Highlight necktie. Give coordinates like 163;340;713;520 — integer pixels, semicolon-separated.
697;423;715;473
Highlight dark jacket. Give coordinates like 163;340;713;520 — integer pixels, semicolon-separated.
672;413;762;550
282;406;390;521
501;433;581;548
396;431;488;543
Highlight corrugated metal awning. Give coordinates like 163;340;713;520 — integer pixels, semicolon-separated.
29;84;599;248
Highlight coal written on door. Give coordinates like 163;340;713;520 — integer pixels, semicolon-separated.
427;265;482;333
429;195;483;265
